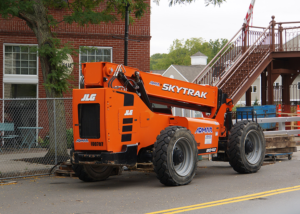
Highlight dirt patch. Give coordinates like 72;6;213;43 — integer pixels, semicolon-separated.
14;156;69;165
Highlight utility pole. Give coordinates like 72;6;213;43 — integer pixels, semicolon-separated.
112;3;139;66
124;3;129;66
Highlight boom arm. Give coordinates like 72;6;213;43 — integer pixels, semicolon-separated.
82;62;229;118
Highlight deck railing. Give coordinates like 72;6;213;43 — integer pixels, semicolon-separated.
219;22;273;100
192;27;243;85
193;18;300;99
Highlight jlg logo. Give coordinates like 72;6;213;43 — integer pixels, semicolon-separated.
81;94;96;101
124;110;133;116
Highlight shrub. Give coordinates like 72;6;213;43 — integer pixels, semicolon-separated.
38;135;50;148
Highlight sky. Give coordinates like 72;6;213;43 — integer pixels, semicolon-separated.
150;0;300;55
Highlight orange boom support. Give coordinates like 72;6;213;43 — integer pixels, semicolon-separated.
71;62;266;186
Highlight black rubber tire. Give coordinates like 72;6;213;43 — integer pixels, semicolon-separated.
72;164;95;182
227;121;266;173
71;148;114;182
153;126;198;186
72;164;114;182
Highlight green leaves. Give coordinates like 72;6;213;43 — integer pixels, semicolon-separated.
150;38;228;70
167;0;226;7
63;10;116;25
1;0;227;95
205;0;226;7
37;38;77;95
0;0;35;18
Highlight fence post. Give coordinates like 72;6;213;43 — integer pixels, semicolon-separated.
297;105;300;136
279;24;283;51
242;23;247;53
53;99;57;165
271;16;276;51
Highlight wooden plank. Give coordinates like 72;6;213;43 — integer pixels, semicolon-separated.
265;136;294;142
266;147;297;153
262;162;275;166
265;136;295;148
55;169;77;177
266;141;296;149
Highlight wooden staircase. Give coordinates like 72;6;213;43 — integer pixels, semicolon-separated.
193;22;274;104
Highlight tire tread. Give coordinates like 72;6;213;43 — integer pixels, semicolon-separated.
227;121;265;173
153;126;195;186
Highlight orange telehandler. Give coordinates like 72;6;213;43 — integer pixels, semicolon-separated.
71;62;265;186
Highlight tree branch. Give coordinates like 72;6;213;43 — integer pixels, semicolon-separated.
18;11;36;25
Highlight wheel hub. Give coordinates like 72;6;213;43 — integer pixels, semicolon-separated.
245;139;254;154
173;149;184;166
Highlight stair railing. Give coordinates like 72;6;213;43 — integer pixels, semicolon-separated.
218;22;273;97
192;27;243;85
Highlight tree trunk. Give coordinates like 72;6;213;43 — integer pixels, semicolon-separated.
19;0;69;159
44;98;68;159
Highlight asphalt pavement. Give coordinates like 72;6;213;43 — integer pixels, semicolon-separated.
0;148;300;214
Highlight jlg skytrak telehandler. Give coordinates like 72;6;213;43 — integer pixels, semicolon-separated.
71;62;265;186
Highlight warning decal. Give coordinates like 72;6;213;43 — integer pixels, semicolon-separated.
205;135;212;144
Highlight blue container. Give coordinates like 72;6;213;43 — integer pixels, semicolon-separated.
236;105;276;129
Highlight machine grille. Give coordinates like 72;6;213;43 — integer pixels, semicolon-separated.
78;104;100;139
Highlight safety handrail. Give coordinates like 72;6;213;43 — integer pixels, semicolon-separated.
217;22;273;89
192;27;243;84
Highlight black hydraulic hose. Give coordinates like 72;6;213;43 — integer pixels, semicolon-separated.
49;162;64;175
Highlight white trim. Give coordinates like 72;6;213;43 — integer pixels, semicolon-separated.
3;75;38;84
78;46;113;88
190;55;208;59
162;65;189;82
161;65;172;76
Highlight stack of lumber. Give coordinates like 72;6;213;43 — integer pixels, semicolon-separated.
265;135;297;153
55;161;77;177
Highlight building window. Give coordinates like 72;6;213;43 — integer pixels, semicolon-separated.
4;84;37;98
298;82;300;90
274;82;280;89
79;47;112;88
251;85;257;93
80;47;112;71
4;45;37;75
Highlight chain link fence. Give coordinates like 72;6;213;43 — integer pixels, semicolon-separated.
0;98;72;179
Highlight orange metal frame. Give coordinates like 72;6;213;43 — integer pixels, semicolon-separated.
73;62;233;156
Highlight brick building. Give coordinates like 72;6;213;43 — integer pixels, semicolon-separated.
0;3;151;99
0;4;150;139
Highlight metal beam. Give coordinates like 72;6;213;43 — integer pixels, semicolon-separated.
273;52;300;58
246;87;251;106
256;116;300;123
264;130;300;135
267;62;273;104
261;71;267;105
272;69;297;74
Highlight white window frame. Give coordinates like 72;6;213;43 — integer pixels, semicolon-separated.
79;46;113;88
3;43;39;84
251;85;257;93
3;44;39;137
